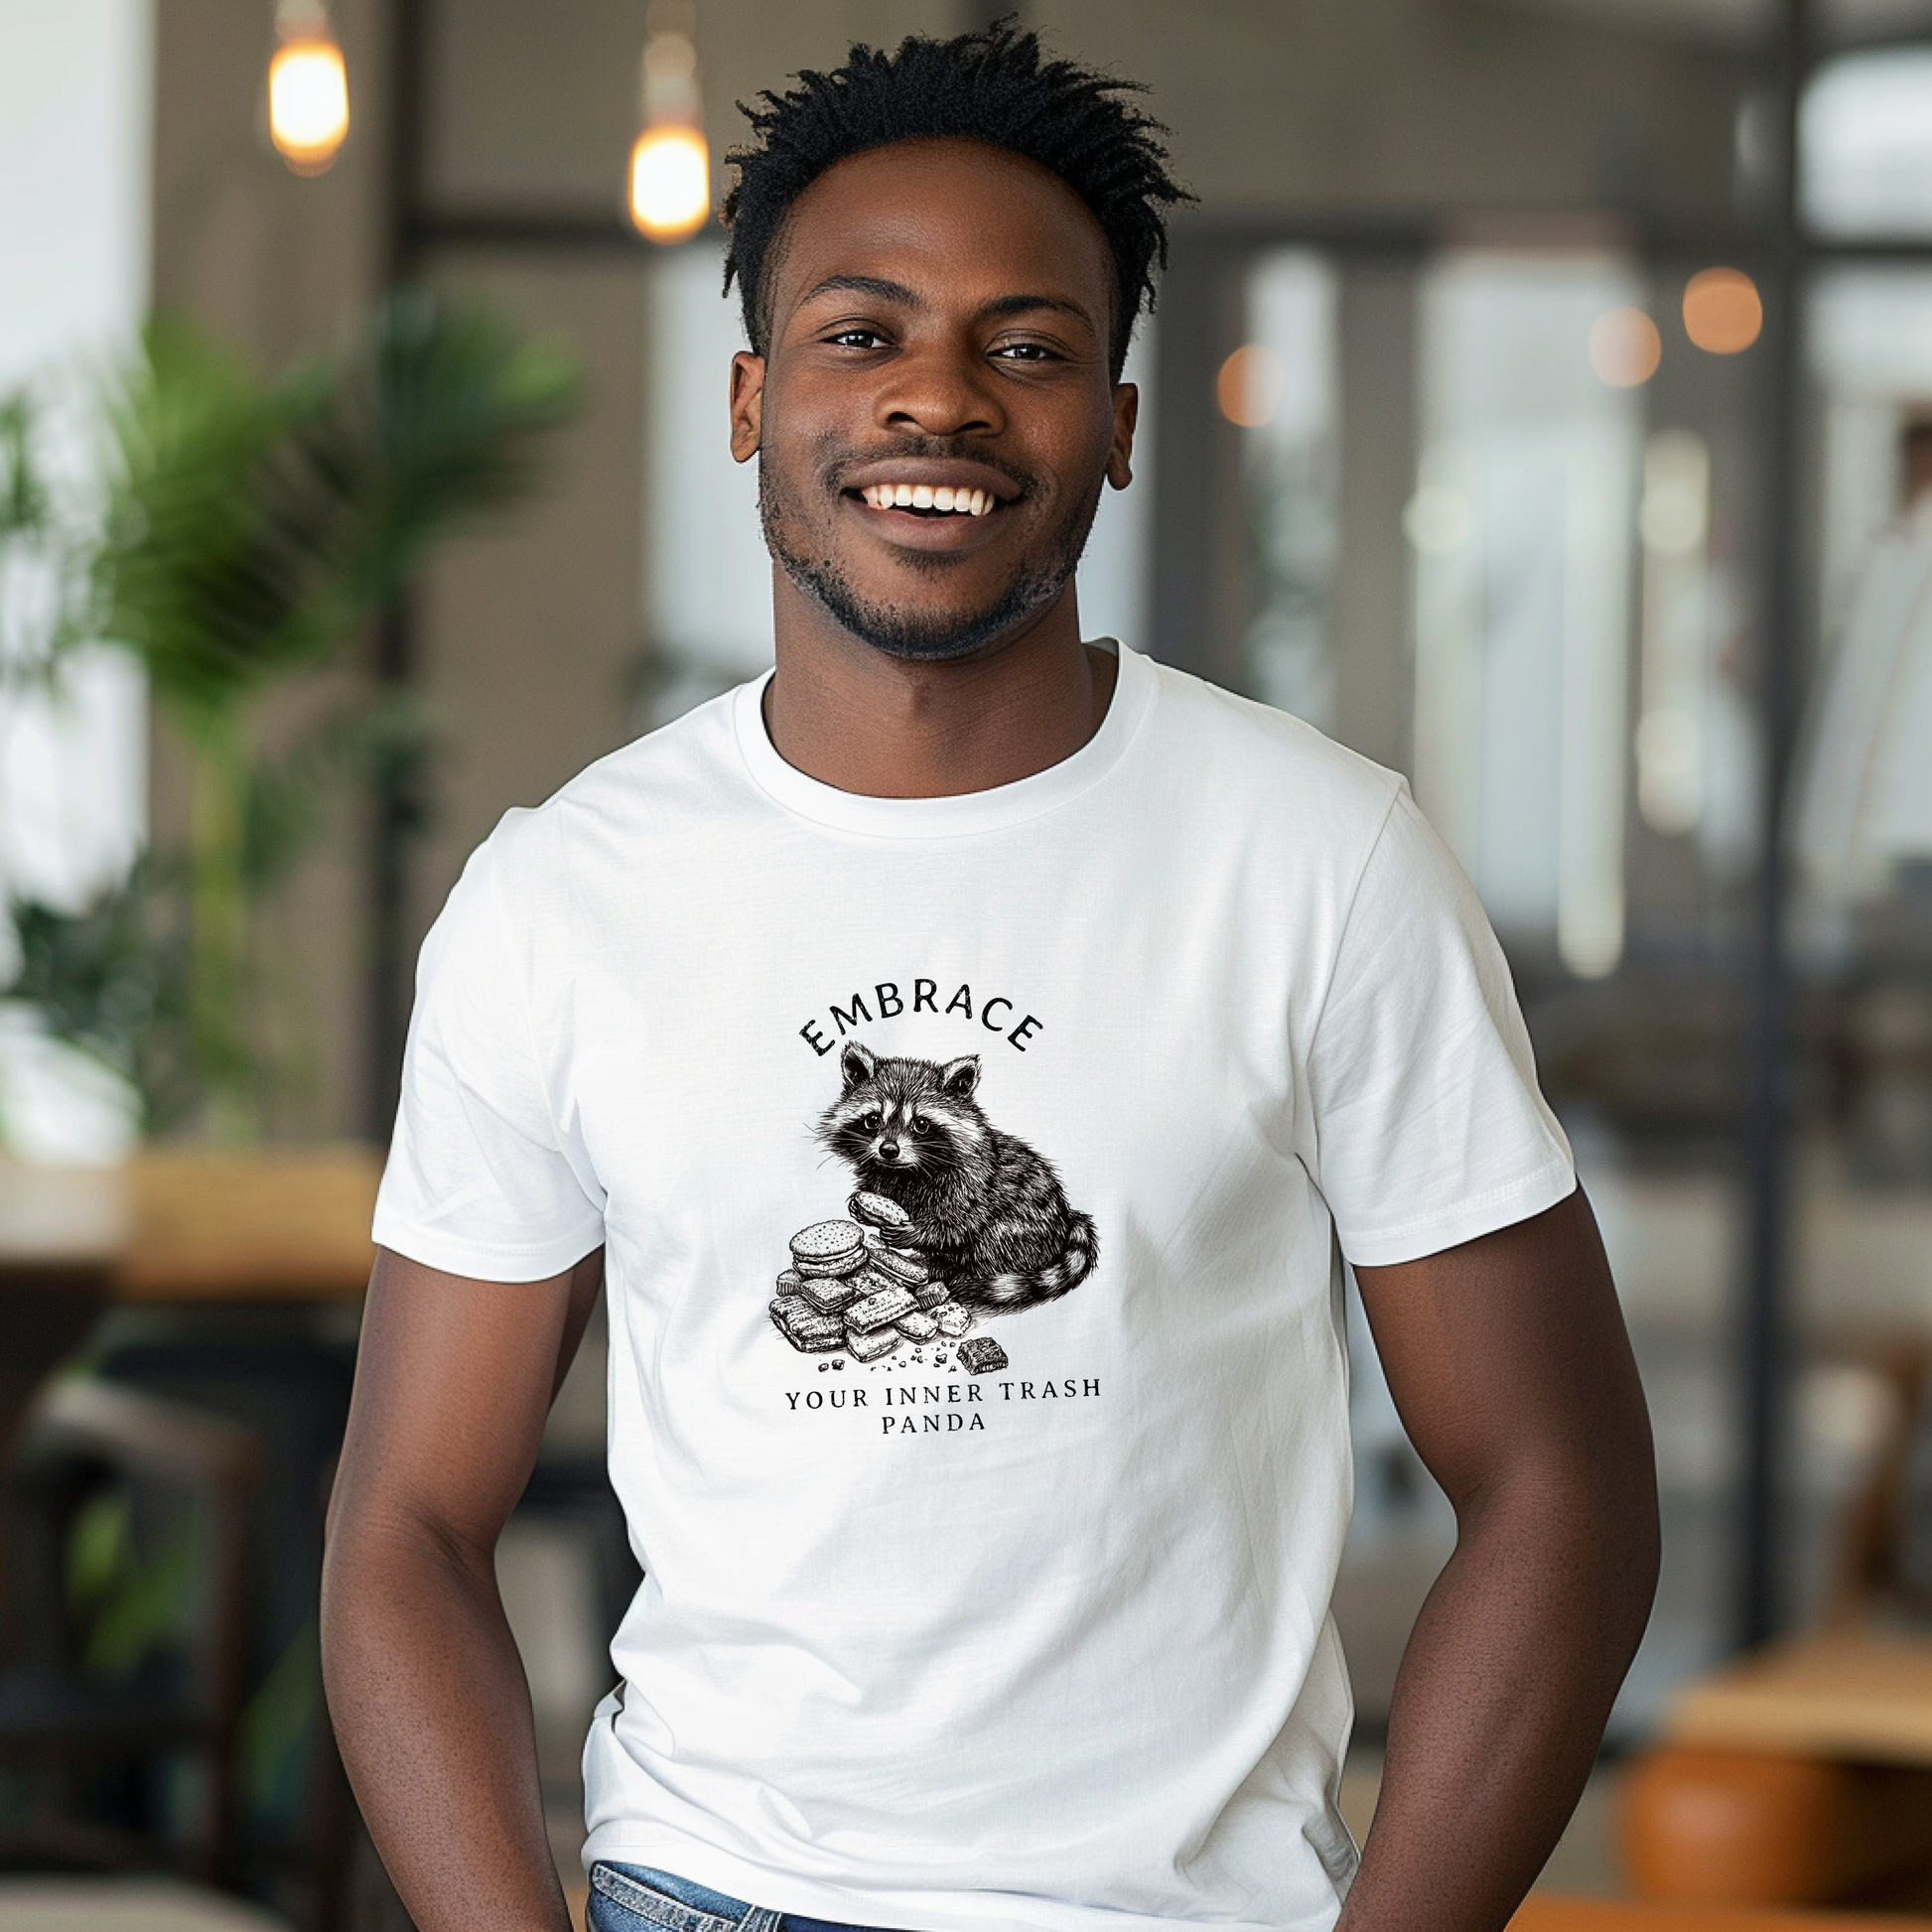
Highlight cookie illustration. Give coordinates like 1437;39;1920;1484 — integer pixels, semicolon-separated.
794;1247;870;1281
800;1271;868;1314
868;1246;930;1287
845;1282;918;1333
955;1335;1008;1375
848;1325;900;1363
790;1220;866;1266
849;1190;912;1235
770;1297;845;1353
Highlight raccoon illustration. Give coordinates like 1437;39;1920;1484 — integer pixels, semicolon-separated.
816;1040;1097;1312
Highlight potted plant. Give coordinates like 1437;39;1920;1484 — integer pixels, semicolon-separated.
1;291;578;1146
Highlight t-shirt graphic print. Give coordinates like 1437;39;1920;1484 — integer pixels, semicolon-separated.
770;1038;1098;1374
372;641;1578;1932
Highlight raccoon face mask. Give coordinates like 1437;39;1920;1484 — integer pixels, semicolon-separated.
821;1040;985;1179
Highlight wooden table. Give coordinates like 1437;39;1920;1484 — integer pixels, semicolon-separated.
0;1143;380;1428
0;1146;380;1306
1514;1897;1932;1932
1662;1626;1932;1769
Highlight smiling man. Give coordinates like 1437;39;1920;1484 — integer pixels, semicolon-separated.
322;25;1658;1932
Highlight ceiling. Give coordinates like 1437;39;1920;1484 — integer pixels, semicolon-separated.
1490;0;1932;49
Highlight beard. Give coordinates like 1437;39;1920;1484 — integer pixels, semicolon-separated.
759;450;1104;663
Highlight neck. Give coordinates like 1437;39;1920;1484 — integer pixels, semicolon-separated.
760;574;1119;798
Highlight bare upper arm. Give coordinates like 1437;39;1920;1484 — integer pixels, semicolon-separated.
1352;1188;1653;1517
328;1246;606;1558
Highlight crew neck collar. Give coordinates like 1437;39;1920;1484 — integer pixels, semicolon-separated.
732;641;1154;839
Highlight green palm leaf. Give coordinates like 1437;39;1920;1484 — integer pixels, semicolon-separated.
99;291;578;733
7;291;579;1142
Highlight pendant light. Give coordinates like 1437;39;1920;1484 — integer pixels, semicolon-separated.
268;0;349;176
628;0;711;243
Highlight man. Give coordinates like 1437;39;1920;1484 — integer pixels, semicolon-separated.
322;24;1658;1932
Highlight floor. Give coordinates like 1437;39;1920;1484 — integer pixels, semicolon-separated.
0;1878;293;1931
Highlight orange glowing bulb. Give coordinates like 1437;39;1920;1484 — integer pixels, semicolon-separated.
1683;268;1763;355
1215;344;1284;428
268;36;349;175
628;125;711;242
1588;307;1662;388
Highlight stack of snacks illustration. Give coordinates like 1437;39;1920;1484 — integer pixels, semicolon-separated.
769;1192;990;1369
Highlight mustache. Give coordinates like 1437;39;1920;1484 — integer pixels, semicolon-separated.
822;440;1036;501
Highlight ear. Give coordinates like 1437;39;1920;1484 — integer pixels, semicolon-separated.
1106;381;1138;490
730;350;765;463
840;1040;877;1091
939;1055;980;1100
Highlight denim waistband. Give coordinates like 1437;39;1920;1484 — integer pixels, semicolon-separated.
590;1860;897;1932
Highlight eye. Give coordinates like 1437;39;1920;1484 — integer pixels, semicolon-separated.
909;1115;930;1137
862;1111;883;1133
991;342;1059;362
826;328;888;350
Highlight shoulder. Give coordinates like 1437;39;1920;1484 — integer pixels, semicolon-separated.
1140;655;1405;859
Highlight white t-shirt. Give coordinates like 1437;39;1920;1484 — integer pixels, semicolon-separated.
373;642;1574;1932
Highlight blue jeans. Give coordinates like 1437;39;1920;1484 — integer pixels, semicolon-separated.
588;1861;904;1932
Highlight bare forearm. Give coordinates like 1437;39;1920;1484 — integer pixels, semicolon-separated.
321;1519;569;1932
1337;1470;1656;1932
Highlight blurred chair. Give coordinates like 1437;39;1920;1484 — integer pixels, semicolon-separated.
1822;1338;1932;1624
1619;1338;1932;1909
0;1378;260;1883
89;1327;357;1912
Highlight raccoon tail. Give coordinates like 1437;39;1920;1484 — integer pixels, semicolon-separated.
983;1212;1098;1310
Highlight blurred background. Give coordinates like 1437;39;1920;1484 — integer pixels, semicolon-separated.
4;0;1932;1927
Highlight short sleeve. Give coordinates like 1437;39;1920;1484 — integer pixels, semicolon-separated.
372;832;607;1281
1308;786;1575;1267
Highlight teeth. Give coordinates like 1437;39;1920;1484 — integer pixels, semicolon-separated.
858;483;998;516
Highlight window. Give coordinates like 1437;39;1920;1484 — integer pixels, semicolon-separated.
1235;249;1340;728
1410;250;1642;977
1803;46;1932;240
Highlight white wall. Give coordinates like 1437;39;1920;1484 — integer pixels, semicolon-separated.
0;0;152;1159
0;0;152;383
0;0;153;914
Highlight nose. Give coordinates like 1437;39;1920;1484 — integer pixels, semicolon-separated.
880;1138;900;1161
876;336;1002;442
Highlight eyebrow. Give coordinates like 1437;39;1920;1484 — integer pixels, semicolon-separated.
795;275;1098;333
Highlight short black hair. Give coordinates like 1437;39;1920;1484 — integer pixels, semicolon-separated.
722;21;1191;380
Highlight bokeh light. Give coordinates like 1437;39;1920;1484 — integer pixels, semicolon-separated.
628;124;711;243
1683;267;1763;354
1588;307;1662;388
1215;344;1285;428
268;38;349;176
